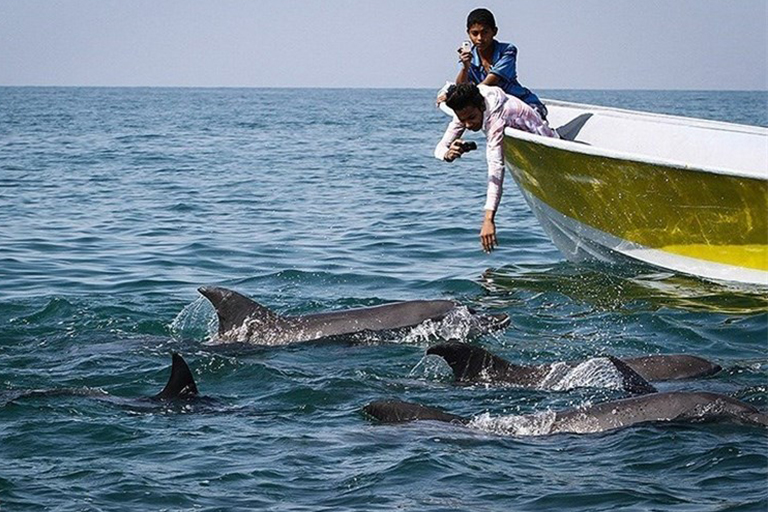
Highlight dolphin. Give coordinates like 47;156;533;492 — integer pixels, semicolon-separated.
619;354;721;381
198;286;510;345
362;392;768;434
364;400;467;425
154;353;199;400
427;343;720;391
2;353;200;407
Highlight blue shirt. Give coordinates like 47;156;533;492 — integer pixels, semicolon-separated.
464;40;542;107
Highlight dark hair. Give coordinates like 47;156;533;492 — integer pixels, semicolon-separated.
445;83;485;112
466;8;496;30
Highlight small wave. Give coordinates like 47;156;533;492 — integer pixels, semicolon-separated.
2;387;109;407
114;133;166;142
167;202;198;213
13;297;75;324
483;263;768;315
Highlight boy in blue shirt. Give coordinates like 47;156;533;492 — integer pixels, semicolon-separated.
445;8;547;119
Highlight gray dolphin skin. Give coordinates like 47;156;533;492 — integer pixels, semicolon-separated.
363;400;468;425
549;391;768;433
427;343;720;390
363;393;768;434
198;286;510;344
618;354;722;381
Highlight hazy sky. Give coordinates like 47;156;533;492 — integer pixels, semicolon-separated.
1;0;766;89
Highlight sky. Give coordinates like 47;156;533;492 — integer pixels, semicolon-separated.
0;0;766;90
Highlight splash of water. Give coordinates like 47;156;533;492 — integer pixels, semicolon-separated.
408;354;454;380
203;304;487;346
538;357;629;391
469;410;558;437
399;306;477;345
168;297;216;341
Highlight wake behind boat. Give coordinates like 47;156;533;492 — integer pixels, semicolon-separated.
504;99;768;286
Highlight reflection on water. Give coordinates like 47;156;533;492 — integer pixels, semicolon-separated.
480;262;768;315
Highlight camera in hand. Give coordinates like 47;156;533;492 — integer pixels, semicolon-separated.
459;141;477;152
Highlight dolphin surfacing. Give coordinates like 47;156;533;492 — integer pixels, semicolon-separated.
363;392;768;434
3;353;200;407
427;343;720;392
198;287;509;345
363;400;467;425
155;353;199;400
550;391;768;434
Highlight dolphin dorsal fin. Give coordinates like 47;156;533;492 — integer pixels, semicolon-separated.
605;356;657;395
198;286;280;336
155;353;199;400
427;343;516;383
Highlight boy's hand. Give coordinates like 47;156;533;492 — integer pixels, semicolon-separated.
444;139;471;162
457;47;472;68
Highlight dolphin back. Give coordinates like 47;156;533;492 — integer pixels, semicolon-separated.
198;286;280;337
363;400;468;424
552;391;768;434
621;354;722;381
155;353;198;400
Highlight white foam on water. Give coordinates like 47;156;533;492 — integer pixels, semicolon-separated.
468;410;558;437
539;357;627;391
399;306;476;345
205;318;292;346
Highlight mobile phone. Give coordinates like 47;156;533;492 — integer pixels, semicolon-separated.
460;41;472;53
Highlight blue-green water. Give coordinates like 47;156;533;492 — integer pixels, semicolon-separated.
1;87;766;511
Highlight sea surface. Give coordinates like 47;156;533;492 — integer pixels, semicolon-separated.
1;87;766;511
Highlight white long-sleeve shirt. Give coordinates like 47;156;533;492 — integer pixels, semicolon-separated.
434;85;558;211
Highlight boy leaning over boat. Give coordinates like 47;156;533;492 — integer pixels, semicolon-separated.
434;83;558;253
437;8;547;120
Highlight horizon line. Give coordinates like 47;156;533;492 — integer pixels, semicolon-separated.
1;84;766;93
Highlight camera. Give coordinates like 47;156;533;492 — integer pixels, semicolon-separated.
460;41;472;53
459;141;477;152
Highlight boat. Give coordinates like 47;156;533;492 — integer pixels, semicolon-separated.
441;97;768;286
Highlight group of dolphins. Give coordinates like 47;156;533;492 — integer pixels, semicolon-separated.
196;287;766;434
11;286;765;436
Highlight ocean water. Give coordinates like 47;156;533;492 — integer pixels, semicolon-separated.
0;87;766;511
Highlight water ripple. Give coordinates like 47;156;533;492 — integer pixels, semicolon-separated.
0;87;765;511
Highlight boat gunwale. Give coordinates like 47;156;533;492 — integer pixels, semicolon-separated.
505;98;768;181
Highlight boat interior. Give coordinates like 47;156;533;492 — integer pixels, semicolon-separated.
544;100;767;178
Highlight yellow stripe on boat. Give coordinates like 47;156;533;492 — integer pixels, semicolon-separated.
661;245;767;271
500;99;768;285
